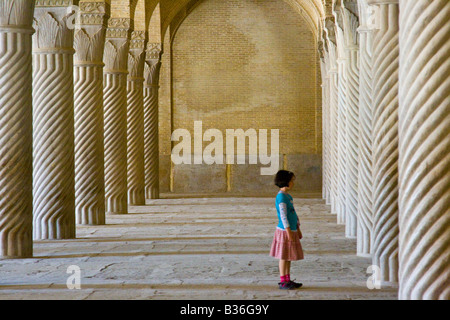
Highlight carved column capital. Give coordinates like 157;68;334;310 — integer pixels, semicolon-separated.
144;42;162;88
104;17;131;73
128;30;146;80
32;5;75;53
78;1;108;25
74;2;108;65
0;0;35;31
342;8;359;49
35;0;78;6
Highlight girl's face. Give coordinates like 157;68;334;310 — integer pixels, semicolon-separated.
288;176;295;190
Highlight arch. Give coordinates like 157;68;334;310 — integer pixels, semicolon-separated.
159;0;326;41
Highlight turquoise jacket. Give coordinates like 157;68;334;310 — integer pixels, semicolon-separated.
275;191;298;231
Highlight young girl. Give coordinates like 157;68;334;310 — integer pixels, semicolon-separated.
270;170;304;290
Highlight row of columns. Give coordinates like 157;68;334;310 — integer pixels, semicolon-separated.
0;1;162;257
321;0;449;299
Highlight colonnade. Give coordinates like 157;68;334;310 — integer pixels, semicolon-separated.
0;0;448;300
321;0;449;299
0;0;162;256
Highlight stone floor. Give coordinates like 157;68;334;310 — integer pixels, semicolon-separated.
0;196;398;300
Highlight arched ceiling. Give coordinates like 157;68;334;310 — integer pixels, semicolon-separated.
104;0;334;42
158;0;331;40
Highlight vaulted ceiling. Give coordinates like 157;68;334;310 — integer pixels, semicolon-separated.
103;0;334;41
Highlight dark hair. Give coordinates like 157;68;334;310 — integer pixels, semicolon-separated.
274;170;295;188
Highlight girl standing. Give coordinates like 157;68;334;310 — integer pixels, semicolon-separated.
270;170;304;290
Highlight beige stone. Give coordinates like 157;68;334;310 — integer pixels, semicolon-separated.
0;0;35;258
0;0;447;301
32;4;76;240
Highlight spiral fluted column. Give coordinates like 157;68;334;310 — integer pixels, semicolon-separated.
356;0;374;258
74;1;108;225
369;0;399;284
144;43;162;200
32;4;75;240
103;18;130;215
336;57;348;228
341;7;359;240
324;19;339;215
319;40;331;206
127;31;146;205
327;40;339;215
329;70;340;214
320;54;331;205
398;0;450;300
0;0;35;258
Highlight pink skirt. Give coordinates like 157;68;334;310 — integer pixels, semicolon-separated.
270;228;304;261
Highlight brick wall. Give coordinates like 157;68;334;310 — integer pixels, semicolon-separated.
159;0;322;195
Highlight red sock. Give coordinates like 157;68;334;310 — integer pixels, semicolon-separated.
286;274;291;282
280;275;287;282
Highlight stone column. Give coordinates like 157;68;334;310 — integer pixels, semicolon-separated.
336;58;348;228
319;40;332;206
325;18;339;216
0;0;35;258
334;8;350;230
356;0;374;258
127;31;146;205
320;52;331;205
327;40;339;215
368;0;399;284
103;18;131;214
342;8;359;240
32;2;76;240
144;43;162;200
398;0;450;300
74;1;108;225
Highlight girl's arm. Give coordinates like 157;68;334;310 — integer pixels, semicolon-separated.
279;203;294;241
296;214;302;240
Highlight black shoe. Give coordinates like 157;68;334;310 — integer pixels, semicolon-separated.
289;280;303;288
278;281;297;290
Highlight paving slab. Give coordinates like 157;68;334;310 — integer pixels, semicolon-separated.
0;197;398;300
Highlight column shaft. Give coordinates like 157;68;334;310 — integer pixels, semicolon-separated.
370;0;400;283
144;43;162;200
103;18;130;214
127;31;146;205
337;58;348;227
357;27;374;257
340;7;360;241
329;69;339;215
32;6;75;240
398;0;450;300
357;0;375;258
74;2;107;225
0;0;35;258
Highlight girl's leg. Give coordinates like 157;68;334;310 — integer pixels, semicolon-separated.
285;261;291;276
279;260;291;277
279;259;287;277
